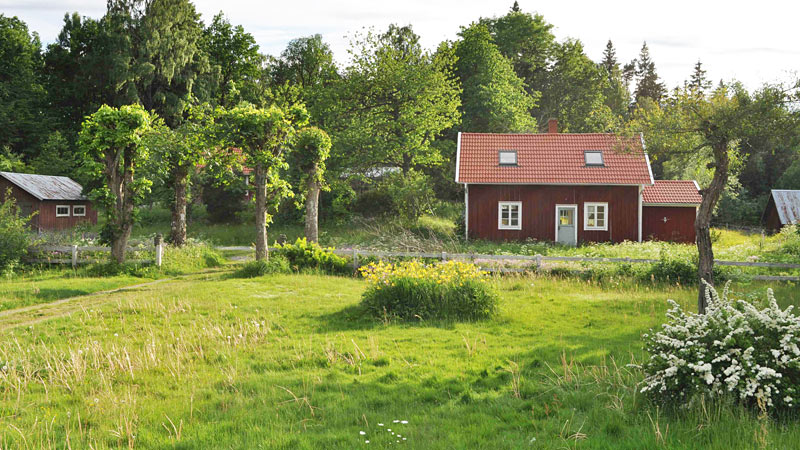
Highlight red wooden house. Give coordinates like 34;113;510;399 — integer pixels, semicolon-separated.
455;121;700;244
0;172;97;232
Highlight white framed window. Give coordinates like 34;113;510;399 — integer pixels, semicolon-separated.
72;205;86;217
56;205;70;217
584;202;608;231
498;201;522;230
584;151;604;166
498;150;518;166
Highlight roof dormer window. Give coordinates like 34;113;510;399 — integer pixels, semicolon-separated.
498;150;517;166
584;151;604;167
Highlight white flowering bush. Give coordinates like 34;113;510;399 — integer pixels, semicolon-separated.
641;281;800;411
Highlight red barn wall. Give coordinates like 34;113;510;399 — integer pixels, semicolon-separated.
642;206;696;243
0;178;41;229
38;200;98;231
762;197;783;233
0;178;97;231
466;184;639;243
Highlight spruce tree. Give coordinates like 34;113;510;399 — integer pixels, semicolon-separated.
689;60;711;93
633;42;666;104
601;40;617;80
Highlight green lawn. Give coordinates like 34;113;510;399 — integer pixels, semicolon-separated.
1;273;798;448
0;269;154;312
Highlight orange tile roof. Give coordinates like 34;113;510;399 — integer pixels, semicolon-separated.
456;132;653;185
642;180;702;204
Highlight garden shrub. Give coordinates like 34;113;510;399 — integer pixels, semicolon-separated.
359;260;498;321
273;238;349;274
640;281;800;412
0;191;33;274
233;255;291;278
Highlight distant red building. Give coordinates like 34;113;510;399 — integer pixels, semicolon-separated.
455;120;700;244
0;172;97;232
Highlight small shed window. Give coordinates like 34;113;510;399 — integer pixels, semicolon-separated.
498;201;522;230
498;150;517;166
73;205;86;217
584;202;608;231
584;151;604;166
56;205;70;217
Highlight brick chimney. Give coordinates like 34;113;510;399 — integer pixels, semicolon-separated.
547;118;558;134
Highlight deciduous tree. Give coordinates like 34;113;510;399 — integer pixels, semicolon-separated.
78;104;154;263
289;127;332;242
216;104;308;260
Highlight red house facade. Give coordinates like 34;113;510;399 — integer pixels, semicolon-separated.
455;121;700;244
0;172;97;232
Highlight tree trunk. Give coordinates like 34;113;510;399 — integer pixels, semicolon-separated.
254;162;269;260
695;140;729;313
170;165;189;247
305;174;321;243
111;147;136;264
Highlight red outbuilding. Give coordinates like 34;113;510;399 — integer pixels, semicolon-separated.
455;120;701;244
0;171;98;232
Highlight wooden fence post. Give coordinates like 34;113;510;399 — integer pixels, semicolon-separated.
441;251;447;262
155;234;163;268
352;248;359;271
71;245;78;269
535;254;542;271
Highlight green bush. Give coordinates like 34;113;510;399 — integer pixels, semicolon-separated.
0;191;33;274
273;238;349;274
233;255;291;278
359;260;498;321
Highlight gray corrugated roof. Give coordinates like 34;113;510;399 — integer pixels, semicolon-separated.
771;190;800;225
0;171;86;201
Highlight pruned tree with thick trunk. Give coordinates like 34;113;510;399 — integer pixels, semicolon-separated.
78;104;153;263
146;106;215;247
289;127;331;243
216;103;308;260
633;82;799;313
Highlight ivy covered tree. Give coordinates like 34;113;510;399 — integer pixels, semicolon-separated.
289;127;332;242
216;103;309;260
78;104;154;263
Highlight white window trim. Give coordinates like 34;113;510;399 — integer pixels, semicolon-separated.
584;202;609;231
72;205;86;217
56;205;71;217
498;201;522;230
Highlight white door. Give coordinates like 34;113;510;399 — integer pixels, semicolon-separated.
556;206;577;245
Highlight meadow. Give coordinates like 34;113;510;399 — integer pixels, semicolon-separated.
1;271;799;449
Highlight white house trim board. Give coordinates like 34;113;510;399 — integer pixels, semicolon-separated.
454;132;462;183
464;184;469;241
641;133;655;186
554;204;578;243
638;185;643;242
643;203;701;207
498;201;522;230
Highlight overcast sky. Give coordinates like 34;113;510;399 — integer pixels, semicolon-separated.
4;0;799;89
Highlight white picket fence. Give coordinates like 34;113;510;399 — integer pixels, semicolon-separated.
215;246;800;282
27;239;164;268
